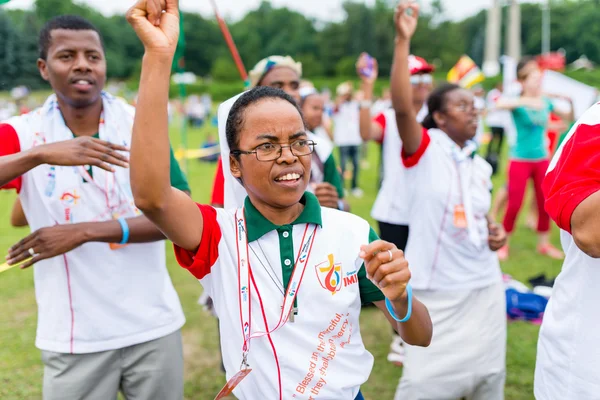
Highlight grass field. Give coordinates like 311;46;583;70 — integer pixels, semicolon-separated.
0;116;564;399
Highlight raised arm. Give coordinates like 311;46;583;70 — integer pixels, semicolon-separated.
390;2;423;155
356;53;384;142
127;0;203;251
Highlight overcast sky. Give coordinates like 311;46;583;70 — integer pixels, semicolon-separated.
4;0;545;22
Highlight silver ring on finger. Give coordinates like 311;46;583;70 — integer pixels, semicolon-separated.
28;247;35;257
387;249;393;263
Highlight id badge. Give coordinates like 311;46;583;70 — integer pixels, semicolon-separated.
453;205;468;229
214;368;252;400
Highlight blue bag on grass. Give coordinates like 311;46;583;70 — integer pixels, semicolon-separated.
505;288;548;321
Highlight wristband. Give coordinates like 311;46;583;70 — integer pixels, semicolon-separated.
338;200;345;211
117;217;130;245
385;284;413;323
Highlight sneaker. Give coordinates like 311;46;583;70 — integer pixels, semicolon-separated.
387;335;405;366
351;188;364;198
538;244;564;260
497;245;509;261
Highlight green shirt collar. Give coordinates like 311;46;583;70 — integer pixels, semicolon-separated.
244;192;323;242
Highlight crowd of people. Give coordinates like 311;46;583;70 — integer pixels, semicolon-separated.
1;0;599;399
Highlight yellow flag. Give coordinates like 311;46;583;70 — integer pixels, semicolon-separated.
447;55;485;89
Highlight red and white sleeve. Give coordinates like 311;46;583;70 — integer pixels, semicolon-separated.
544;122;600;233
0;123;23;192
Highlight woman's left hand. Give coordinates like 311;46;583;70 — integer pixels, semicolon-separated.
360;240;411;302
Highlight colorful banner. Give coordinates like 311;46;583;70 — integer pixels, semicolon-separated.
447;55;485;89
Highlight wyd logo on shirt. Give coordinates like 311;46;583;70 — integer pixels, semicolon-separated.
60;190;80;223
315;254;342;295
60;191;81;205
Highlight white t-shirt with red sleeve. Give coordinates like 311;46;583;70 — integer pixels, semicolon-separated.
371;109;410;225
173;193;386;400
535;102;600;400
400;128;501;291
0;96;185;354
370;108;426;226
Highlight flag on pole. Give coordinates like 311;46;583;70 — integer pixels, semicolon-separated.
447;55;485;89
209;0;249;87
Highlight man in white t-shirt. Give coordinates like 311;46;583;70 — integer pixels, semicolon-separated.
535;102;600;399
0;16;185;399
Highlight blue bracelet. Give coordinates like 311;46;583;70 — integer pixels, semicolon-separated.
117;217;130;245
385;284;413;323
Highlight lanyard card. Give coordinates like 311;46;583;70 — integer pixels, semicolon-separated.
453;204;468;229
214;368;253;400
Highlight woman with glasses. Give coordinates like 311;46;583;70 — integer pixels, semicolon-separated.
126;1;433;398
211;56;348;213
495;58;572;260
355;52;434;366
389;3;507;399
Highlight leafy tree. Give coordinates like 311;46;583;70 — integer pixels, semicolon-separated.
210;57;241;81
335;56;357;78
0;10;20;91
1;0;600;90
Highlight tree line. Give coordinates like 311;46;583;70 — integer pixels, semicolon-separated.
1;0;600;91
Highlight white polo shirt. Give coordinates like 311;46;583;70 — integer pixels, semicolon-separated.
0;94;185;354
174;193;385;399
370;108;426;226
535;103;600;399
401;128;501;291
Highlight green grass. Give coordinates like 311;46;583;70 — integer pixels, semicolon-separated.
0;117;563;399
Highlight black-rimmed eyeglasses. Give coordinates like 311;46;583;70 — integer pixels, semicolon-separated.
231;139;316;161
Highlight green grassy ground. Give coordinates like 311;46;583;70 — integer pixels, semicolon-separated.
0;117;563;399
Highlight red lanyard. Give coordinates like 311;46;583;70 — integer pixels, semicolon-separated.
235;208;318;366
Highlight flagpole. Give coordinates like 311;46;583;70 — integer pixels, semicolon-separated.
209;0;249;87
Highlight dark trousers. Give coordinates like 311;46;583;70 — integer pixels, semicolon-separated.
485;126;505;175
378;222;410;252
